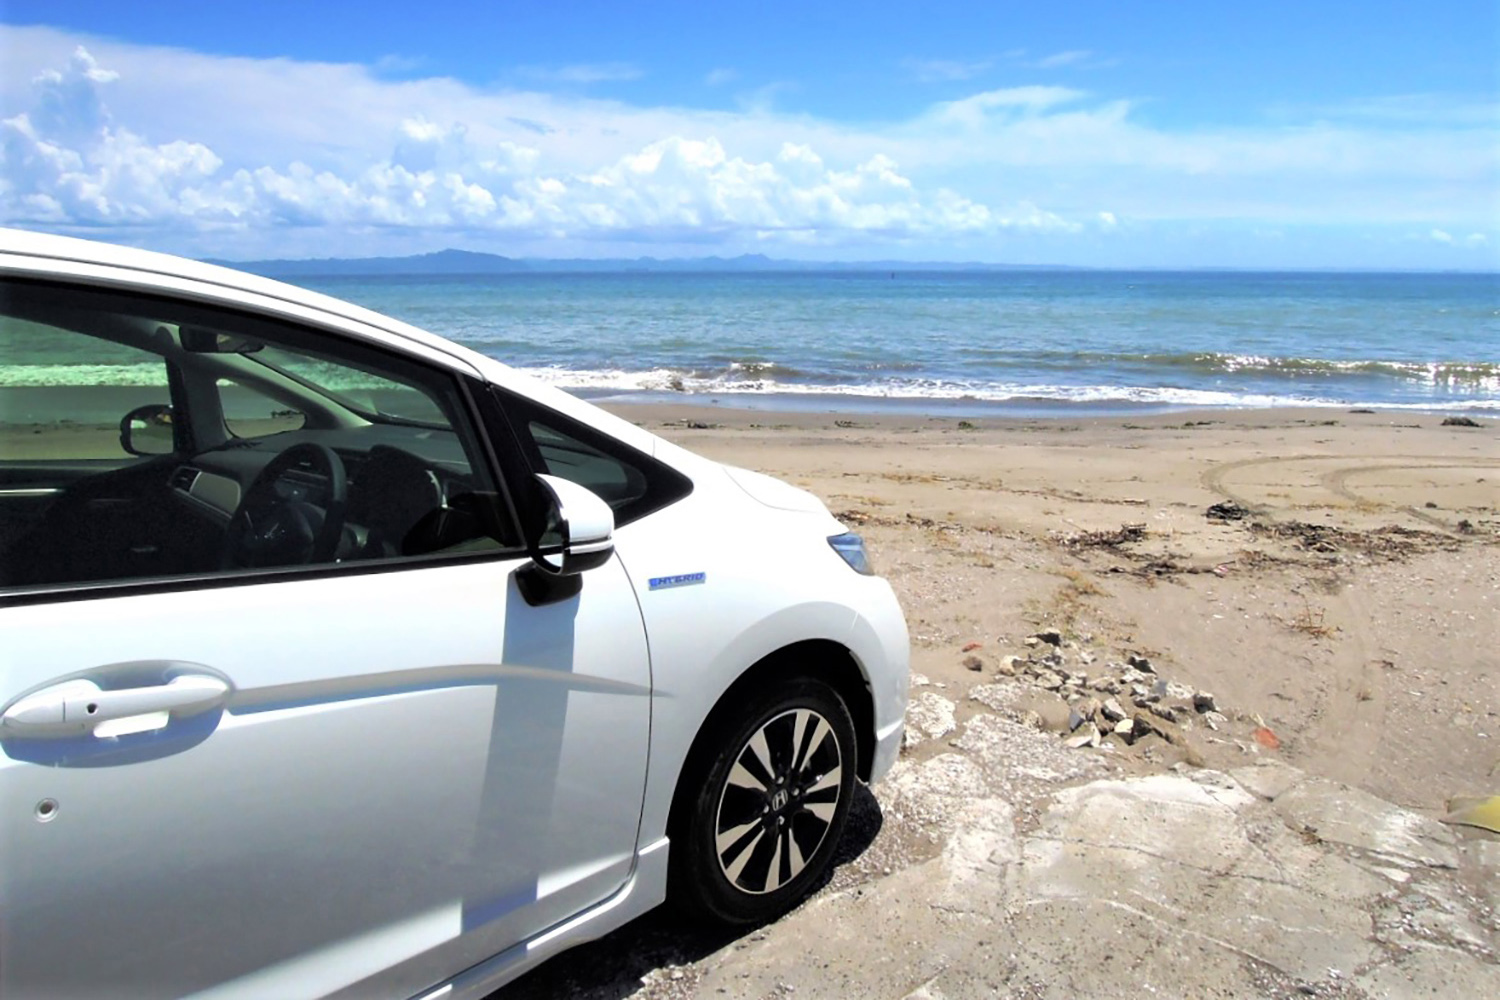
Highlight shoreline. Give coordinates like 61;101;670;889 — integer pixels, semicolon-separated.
577;388;1499;419
596;398;1494;430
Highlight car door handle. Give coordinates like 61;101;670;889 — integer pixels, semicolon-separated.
1;674;230;736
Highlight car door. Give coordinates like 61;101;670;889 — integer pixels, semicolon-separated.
0;278;652;999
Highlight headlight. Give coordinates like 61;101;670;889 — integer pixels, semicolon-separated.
827;532;874;575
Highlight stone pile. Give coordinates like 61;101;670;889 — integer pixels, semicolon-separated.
997;630;1228;751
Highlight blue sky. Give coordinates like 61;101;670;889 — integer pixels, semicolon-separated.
2;1;1496;267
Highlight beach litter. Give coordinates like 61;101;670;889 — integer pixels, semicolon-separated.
1442;795;1500;834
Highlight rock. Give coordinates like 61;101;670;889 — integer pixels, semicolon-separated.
1202;710;1228;730
1065;722;1101;749
1272;777;1460;869
1074;696;1101;722
962;655;984;671
1023;636;1041;648
1031;629;1064;646
1127;653;1155;673
1193;692;1218;714
1441;416;1481;427
1067;707;1087;733
904;691;958;747
1089;676;1120;694
1101;698;1128;722
1034;670;1065;691
1113;718;1137;739
1149;703;1181;723
998;655;1024;676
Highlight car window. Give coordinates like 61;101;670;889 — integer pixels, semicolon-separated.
217;378;307;439
497;390;693;527
0;313;173;460
0;279;521;595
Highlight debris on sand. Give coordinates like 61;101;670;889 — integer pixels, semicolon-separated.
1059;523;1147;549
1249;521;1459;559
1441;416;1481;427
1206;500;1251;522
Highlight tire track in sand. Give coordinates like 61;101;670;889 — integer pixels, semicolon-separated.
1202;454;1498;532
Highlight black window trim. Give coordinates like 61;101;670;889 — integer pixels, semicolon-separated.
486;386;694;531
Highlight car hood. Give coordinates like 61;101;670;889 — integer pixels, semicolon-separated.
722;464;830;514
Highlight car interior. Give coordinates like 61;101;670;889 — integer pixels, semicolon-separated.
0;281;516;591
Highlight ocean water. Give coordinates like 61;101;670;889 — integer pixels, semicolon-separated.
9;270;1499;415
304;270;1497;414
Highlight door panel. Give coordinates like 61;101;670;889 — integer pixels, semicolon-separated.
0;556;651;998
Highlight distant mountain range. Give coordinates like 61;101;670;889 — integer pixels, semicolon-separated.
211;248;1085;277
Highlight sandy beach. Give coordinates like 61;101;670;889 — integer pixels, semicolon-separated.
607;403;1498;810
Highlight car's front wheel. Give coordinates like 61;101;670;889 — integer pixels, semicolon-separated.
670;678;857;925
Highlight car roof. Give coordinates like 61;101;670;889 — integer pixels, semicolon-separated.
0;227;675;460
0;227;484;367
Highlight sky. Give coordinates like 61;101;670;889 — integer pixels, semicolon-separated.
1;1;1496;268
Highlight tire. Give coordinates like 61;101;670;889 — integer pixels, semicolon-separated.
669;678;858;926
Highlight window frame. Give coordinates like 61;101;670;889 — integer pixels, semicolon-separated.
485;386;694;533
0;278;529;606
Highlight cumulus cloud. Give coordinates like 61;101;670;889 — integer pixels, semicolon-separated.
1;26;1493;264
1;46;1065;247
3;47;224;224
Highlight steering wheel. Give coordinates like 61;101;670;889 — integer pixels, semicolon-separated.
223;442;348;569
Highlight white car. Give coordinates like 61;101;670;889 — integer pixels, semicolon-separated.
0;229;908;999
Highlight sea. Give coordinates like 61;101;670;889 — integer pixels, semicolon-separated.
301;270;1498;416
10;269;1500;416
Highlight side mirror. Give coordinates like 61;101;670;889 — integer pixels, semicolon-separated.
120;404;177;456
531;473;615;576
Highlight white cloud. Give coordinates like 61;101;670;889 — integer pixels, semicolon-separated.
516;62;643;84
1431;228;1454;244
1;45;1062;247
0;25;1494;265
1032;50;1092;69
902;58;993;83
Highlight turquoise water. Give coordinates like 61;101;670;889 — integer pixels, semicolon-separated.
301;270;1498;413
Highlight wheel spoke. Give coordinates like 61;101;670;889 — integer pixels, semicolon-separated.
790;710;810;771
716;819;760;858
722;827;765;884
786;826;807;879
804;801;837;823
801;717;831;772
806;765;842;796
728;760;768;792
762;829;785;892
748;729;774;776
